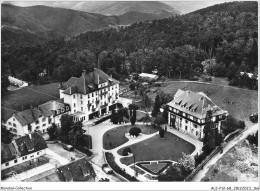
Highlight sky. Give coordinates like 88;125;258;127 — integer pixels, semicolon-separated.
6;0;234;14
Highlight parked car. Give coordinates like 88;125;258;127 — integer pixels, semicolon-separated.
250;112;258;123
102;164;113;174
62;144;74;151
98;178;110;182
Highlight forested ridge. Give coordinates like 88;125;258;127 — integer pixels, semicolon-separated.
1;1;258;89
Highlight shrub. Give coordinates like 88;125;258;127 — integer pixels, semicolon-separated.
102;164;108;169
129;127;141;137
247;131;258;146
105;152;138;181
221;115;246;137
194;152;207;167
159;128;165;138
122;147;132;156
76;146;93;157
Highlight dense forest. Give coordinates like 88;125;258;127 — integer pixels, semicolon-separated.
1;2;258;89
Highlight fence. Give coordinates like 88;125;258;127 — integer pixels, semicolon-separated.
184;146;221;181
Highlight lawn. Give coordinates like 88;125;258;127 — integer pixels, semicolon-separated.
2;82;60;119
201;140;258;182
103;124;158;150
118;132;195;165
148;81;258;125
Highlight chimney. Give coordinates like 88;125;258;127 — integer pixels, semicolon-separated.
82;70;86;76
58;81;63;89
98;75;100;85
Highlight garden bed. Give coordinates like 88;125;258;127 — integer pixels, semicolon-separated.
136;161;172;175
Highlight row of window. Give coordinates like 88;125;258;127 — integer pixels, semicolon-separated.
5;152;41;167
73;85;118;100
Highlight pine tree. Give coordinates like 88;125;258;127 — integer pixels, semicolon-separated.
202;110;217;154
152;94;161;117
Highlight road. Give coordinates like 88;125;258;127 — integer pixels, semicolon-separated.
47;139;122;182
192;123;259;181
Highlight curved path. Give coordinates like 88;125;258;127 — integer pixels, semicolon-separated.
101;123;202;181
192;123;258;181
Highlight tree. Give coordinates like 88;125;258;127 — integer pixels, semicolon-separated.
212;62;226;77
128;104;139;117
226;62;238;80
221;115;245;136
130;116;136;125
1;126;15;144
68;121;84;146
158;163;185;181
143;112;152;125
154;113;167;127
60;114;74;135
110;109;118;124
152;94;161;117
202;110;217;154
141;94;152;110
117;107;129;123
1;74;10;94
159;128;165;138
178;152;195;172
129;83;135;91
47;123;58;140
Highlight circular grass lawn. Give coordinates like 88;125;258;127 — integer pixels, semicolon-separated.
118;132;195;165
103;124;158;150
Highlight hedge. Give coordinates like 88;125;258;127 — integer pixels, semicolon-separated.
105;152;138;182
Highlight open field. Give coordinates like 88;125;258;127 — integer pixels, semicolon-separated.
118;132;195;165
148;81;258;125
2;83;60;119
201;140;258;182
103;124;158;150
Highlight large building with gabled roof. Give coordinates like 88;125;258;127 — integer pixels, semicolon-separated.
1;132;47;171
167;89;228;139
1;99;70;137
59;68;120;122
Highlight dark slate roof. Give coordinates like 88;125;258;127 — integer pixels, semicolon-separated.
14;132;47;157
56;158;96;182
61;68;119;95
38;99;66;118
1;107;15;122
1;143;17;164
14;108;42;126
13;99;66;126
167;89;227;119
1;132;47;163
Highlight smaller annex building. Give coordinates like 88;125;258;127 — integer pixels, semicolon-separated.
139;73;158;81
167;89;228;139
34;158;96;182
1;99;70;137
1;132;47;170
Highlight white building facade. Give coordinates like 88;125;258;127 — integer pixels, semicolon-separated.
59;68;120;122
1;100;70;137
1;132;47;171
167;90;228;140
